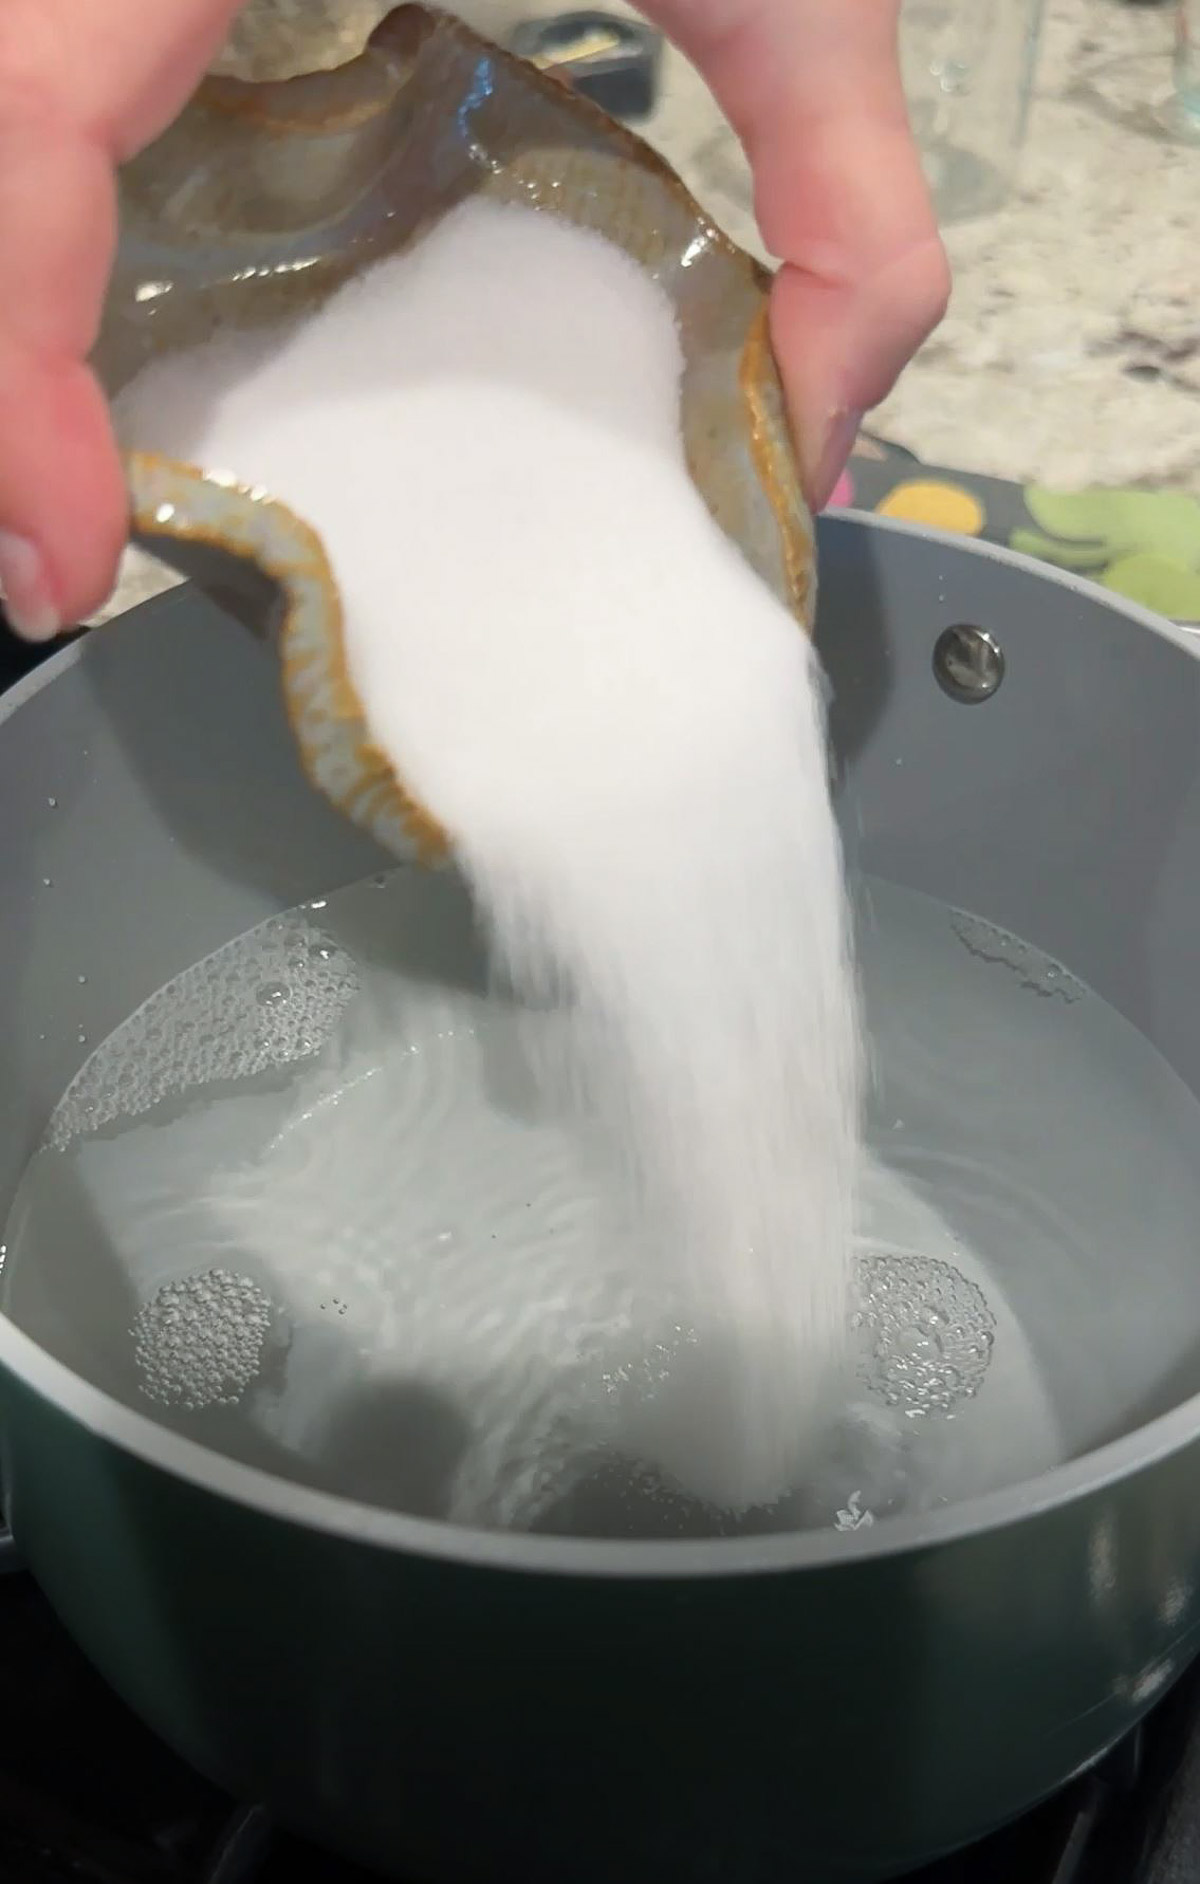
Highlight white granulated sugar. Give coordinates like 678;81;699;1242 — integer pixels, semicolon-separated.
117;199;862;1512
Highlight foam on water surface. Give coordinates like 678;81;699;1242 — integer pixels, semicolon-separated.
133;1270;274;1411
49;909;359;1147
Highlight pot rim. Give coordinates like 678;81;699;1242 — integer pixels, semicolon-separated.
3;512;1198;1580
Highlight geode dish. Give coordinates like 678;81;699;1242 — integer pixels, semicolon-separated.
102;4;810;859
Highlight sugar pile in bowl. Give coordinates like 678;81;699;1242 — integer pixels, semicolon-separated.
115;199;862;1515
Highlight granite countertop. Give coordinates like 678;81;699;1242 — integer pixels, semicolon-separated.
103;0;1200;622
874;0;1199;496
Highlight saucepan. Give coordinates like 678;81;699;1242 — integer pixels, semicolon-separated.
3;10;1200;1882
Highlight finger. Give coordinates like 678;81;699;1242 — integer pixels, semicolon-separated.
0;0;244;158
640;0;949;507
770;231;949;509
0;0;242;636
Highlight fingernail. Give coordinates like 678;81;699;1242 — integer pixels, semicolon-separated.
805;410;863;514
0;532;60;642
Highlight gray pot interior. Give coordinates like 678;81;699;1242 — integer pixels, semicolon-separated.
1;511;1199;1532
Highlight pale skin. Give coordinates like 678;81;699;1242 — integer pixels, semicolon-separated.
0;0;949;642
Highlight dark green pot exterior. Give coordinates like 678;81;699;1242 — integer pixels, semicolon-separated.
4;1361;1200;1882
5;516;1200;1879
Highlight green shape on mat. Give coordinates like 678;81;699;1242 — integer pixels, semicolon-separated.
1010;527;1101;570
1099;553;1200;624
1011;487;1200;621
1015;486;1200;573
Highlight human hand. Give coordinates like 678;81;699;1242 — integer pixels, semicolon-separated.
0;0;243;641
642;0;949;508
0;0;947;642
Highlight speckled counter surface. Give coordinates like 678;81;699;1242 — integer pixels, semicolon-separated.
875;0;1199;496
103;0;1199;622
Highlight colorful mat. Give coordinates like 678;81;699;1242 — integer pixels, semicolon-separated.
838;435;1200;629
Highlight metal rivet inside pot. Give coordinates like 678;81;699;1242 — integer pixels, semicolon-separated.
933;624;1005;703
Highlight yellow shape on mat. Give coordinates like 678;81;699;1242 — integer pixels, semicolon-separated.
876;480;985;536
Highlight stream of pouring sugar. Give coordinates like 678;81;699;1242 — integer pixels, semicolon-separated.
116;198;862;1512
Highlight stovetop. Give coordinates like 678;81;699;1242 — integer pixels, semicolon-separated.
5;611;1200;1884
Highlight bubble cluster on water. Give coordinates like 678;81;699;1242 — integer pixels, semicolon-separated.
49;913;359;1147
951;911;1086;1004
131;1268;274;1410
852;1249;995;1417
